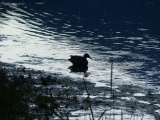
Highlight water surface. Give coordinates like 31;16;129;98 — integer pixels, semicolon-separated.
0;1;160;89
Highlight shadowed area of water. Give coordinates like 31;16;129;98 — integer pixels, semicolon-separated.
0;0;160;94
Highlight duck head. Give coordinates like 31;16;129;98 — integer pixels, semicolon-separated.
84;53;92;59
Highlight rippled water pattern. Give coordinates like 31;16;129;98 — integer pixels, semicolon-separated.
0;1;160;89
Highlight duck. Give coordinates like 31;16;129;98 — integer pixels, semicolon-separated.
68;53;92;66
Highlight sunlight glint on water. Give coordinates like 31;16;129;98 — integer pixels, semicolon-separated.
0;2;159;90
0;6;135;87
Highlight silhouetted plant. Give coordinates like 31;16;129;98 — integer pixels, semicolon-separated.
0;67;29;119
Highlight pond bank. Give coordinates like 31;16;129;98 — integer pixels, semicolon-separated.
0;61;159;120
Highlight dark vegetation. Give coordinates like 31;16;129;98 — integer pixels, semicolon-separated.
0;67;29;119
0;62;160;120
0;65;73;119
0;64;100;120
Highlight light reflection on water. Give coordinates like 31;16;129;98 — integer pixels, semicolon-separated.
0;2;160;89
70;109;155;120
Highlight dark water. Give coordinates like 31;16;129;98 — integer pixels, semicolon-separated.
0;0;160;88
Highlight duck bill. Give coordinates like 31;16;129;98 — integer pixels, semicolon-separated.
89;56;92;59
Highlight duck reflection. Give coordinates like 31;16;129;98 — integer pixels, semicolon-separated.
68;65;88;72
68;65;90;78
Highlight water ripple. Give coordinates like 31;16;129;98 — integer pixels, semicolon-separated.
0;2;160;90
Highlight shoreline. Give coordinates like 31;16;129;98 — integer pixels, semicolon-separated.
0;61;160;120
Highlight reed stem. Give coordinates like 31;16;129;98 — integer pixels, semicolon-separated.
110;61;113;96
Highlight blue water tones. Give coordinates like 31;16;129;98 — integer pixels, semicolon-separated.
0;1;160;89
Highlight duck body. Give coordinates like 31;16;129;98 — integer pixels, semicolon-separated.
68;53;92;66
69;55;88;66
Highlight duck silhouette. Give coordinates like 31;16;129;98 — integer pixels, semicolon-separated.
68;53;92;72
68;53;92;66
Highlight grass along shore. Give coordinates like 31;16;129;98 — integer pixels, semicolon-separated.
0;61;160;120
